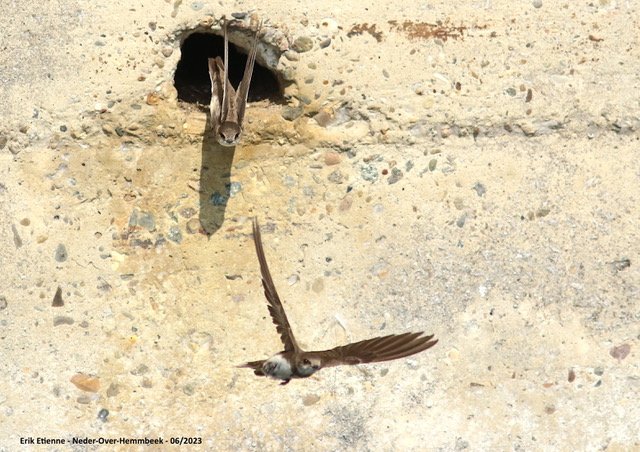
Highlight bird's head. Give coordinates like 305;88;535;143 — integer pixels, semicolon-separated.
295;356;321;377
217;121;241;146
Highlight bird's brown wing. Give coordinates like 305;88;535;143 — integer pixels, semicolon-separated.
252;218;300;352
235;20;261;126
219;16;239;124
315;332;437;368
207;57;225;128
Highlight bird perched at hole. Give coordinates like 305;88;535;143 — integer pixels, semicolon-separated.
239;218;438;385
208;16;261;146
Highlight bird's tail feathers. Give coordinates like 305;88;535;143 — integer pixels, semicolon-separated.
237;360;265;376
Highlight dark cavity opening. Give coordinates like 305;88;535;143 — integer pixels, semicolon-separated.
174;32;282;106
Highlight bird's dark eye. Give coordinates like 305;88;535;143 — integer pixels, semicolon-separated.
303;359;310;365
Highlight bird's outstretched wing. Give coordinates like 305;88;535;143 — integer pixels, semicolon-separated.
315;332;437;368
252;218;300;352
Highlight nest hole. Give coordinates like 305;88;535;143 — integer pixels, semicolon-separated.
174;32;282;107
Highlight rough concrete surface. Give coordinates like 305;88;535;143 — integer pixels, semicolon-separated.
1;0;638;450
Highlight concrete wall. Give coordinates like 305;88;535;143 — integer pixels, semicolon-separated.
1;0;638;450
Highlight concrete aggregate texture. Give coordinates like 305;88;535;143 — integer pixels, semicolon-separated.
0;0;638;450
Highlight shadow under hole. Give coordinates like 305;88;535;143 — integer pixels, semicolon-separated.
174;32;282;106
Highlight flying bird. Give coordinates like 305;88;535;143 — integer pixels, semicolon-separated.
208;16;261;146
240;218;438;385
